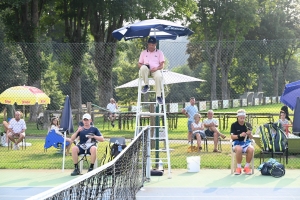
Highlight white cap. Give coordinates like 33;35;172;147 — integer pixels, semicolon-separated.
82;113;91;120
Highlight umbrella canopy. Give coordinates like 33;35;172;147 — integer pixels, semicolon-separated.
115;70;206;89
0;85;50;105
280;80;300;110
112;19;194;41
59;95;74;134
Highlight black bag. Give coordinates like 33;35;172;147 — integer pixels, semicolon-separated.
110;143;127;159
259;158;285;178
151;169;164;176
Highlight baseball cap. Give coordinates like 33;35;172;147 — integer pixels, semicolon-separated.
148;37;157;44
82;113;91;120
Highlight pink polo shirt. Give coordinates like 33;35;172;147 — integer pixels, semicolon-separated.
139;49;165;70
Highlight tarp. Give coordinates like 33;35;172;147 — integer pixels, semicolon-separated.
116;70;205;89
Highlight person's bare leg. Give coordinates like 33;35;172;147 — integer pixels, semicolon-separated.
235;146;243;164
90;146;97;164
196;134;202;151
16;134;24;145
8;133;15;144
246;146;254;163
66;138;72;155
213;132;218;150
188;131;192;143
72;146;79;164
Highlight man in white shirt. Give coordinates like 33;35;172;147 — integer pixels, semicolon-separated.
203;110;226;152
7;111;27;150
106;98;118;127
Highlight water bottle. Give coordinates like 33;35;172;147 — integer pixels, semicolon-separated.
158;159;163;170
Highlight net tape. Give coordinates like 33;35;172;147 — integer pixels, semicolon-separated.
27;127;149;200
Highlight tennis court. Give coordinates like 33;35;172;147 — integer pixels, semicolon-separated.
0;169;300;200
1;129;300;200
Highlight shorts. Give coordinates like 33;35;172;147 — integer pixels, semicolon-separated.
77;144;96;155
205;129;214;137
8;132;25;138
188;121;193;132
193;131;206;140
232;140;252;153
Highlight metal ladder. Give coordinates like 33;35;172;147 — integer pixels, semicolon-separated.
134;71;171;178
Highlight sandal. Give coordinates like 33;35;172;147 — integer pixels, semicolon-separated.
221;135;226;139
199;146;202;150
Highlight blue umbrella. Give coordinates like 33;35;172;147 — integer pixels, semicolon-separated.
60;95;74;134
112;19;194;41
280;80;300;110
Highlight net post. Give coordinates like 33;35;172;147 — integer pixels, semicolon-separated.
146;126;151;181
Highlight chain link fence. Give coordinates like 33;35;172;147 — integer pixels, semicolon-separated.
0;39;300;170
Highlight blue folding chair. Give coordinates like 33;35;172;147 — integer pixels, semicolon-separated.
44;130;70;152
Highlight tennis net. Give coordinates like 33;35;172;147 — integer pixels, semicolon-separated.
27;127;150;200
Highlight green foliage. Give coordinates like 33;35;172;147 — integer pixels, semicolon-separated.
41;53;65;110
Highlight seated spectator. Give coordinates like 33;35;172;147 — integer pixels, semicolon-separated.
7;111;26;150
281;105;292;123
106;98;118;128
191;113;205;152
49;117;72;155
230;109;254;175
70;113;104;176
203;110;226;153
278;111;291;134
2;105;15;147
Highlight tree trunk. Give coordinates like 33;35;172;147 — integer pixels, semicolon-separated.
69;44;83;110
94;43;117;108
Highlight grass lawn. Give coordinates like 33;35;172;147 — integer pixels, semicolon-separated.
1;103;299;169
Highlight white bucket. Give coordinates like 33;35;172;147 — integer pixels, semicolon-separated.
187;156;200;172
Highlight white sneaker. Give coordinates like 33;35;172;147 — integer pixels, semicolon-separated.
3;143;8;147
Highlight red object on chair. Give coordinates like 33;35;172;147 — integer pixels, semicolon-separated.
283;124;292;137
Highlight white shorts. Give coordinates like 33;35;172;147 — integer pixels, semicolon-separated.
232;140;252;153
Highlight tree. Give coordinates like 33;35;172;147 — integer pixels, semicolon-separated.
245;0;300;96
188;0;259;100
54;0;90;109
88;0;197;107
0;0;48;121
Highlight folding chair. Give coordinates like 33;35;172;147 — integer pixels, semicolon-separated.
44;130;70;152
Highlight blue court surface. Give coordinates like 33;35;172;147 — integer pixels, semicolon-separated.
0;169;300;200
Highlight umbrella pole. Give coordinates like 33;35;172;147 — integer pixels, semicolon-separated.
62;131;66;172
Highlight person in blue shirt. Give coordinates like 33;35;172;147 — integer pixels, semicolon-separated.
70;113;104;176
182;97;198;144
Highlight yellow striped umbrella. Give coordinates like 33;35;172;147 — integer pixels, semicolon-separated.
0;86;50;105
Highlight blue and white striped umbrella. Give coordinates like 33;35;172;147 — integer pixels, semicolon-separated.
112;19;194;41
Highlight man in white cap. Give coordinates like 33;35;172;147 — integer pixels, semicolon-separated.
70;113;104;176
138;37;165;104
230;109;254;175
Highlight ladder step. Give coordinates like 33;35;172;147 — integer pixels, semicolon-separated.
137;125;166;128
150;137;168;140
137;112;165;116
150;149;170;152
140;102;160;104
